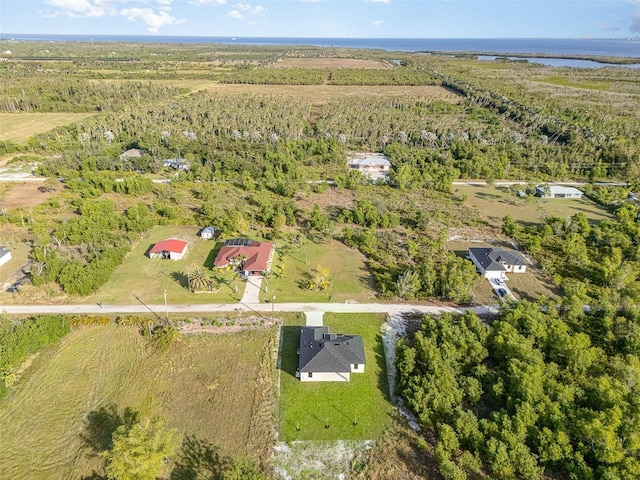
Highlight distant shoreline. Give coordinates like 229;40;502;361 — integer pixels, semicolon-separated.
420;51;640;65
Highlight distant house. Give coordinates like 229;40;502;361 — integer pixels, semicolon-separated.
163;158;190;171
468;247;527;279
0;247;12;268
297;326;366;382
200;226;219;240
148;239;188;260
535;185;583;199
347;153;391;181
119;148;146;162
213;239;274;276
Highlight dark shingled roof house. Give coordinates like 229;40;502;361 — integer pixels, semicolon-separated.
297;326;365;382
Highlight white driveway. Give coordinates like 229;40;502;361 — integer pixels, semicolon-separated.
240;276;263;304
304;312;324;326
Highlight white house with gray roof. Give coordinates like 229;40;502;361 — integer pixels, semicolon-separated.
468;247;527;279
535;185;583;199
297;326;366;382
0;246;12;268
347;153;391;182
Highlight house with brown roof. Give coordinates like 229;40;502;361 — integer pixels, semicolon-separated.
148;239;188;260
213;239;274;276
297;326;366;382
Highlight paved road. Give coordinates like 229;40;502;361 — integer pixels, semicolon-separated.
0;301;493;317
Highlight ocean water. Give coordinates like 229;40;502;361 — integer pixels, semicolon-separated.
4;34;640;67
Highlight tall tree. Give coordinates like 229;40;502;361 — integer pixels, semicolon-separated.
103;417;179;480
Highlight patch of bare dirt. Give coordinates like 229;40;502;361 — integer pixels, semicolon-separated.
295;187;355;213
2;182;52;209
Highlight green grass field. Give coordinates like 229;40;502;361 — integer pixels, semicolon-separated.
0;324;275;479
261;237;377;303
456;184;613;227
83;225;242;305
0;113;96;143
278;313;392;441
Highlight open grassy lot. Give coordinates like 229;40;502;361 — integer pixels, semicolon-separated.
0;113;96;143
261;237;377;303
1;181;51;208
0;241;30;286
455;184;613;227
278;313;392;441
83;225;241;305
0;324;275;479
272;57;392;69
206;84;460;103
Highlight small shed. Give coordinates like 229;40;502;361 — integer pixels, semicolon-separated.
200;226;219;240
0;246;12;267
148;239;188;260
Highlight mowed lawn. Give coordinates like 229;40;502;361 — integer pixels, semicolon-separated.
0;113;96;143
455;184;613;227
0;324;275;479
84;226;241;305
260;237;377;303
279;313;392;441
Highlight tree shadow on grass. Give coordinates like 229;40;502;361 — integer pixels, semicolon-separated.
169;271;190;290
78;405;139;480
80;404;138;455
170;434;232;480
279;326;301;379
373;333;392;403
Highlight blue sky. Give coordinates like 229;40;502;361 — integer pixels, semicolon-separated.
1;0;639;38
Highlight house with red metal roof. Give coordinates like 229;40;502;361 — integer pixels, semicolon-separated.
148;239;188;260
213;239;274;276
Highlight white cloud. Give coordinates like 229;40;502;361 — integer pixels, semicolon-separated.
120;7;182;32
368;0;390;3
372;20;383;27
190;0;227;5
45;0;105;17
229;3;264;17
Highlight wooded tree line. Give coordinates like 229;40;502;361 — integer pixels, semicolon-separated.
0;64;180;112
397;302;640;480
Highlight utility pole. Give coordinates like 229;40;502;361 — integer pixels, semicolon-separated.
164;290;168;321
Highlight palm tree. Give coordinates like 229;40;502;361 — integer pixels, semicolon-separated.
188;267;212;292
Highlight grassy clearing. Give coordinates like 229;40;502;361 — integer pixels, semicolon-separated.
83;225;241;305
0;241;30;285
536;76;611;91
0;324;275;479
278;313;392;442
456;184;613;227
0;113;96;143
206;84;460;103
272;58;391;69
1;181;51;208
261;237;377;303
